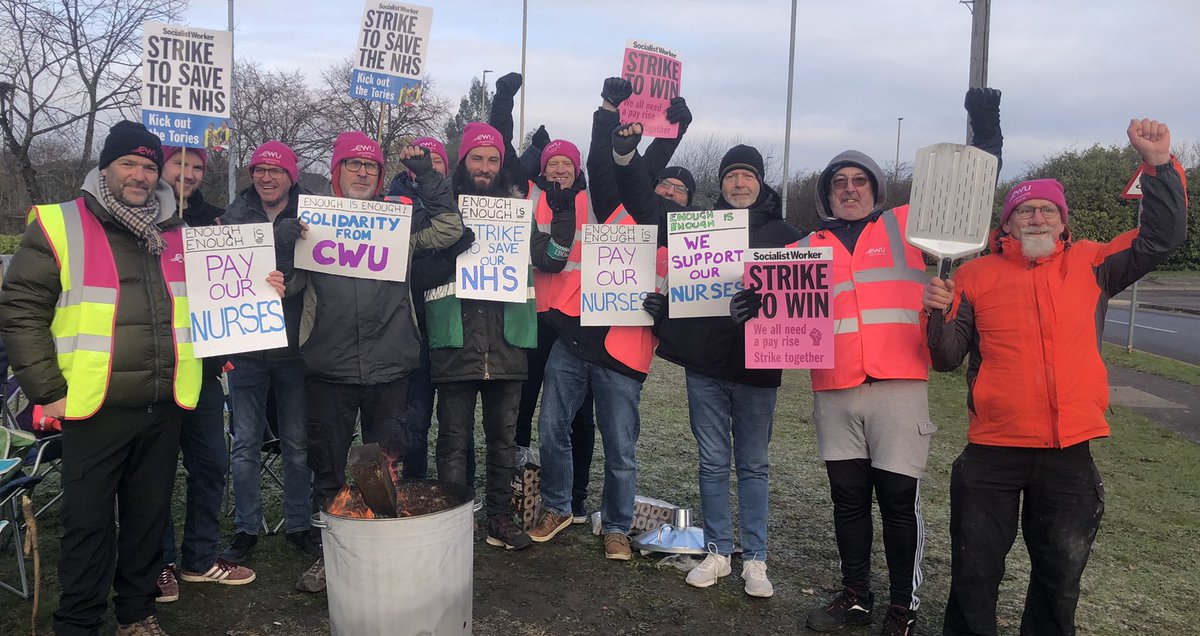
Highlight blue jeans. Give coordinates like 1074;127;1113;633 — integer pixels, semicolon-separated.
162;373;229;572
538;340;642;535
227;356;312;534
685;369;776;560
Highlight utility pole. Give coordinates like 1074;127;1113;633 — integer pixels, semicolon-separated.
894;117;904;183
481;69;493;119
781;0;798;217
962;0;991;143
519;0;528;151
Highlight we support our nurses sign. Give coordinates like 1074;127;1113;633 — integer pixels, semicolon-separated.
667;209;747;318
183;224;287;358
743;247;835;369
456;195;531;304
350;2;432;105
619;40;682;138
581;224;658;327
295;195;413;282
141;22;232;148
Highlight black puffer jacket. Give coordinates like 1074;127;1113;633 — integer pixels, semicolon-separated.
616;151;802;387
0;170;187;409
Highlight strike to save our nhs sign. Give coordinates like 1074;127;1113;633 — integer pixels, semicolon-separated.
183;223;288;358
454;195;532;304
666;209;748;318
294;195;413;282
141;22;232;148
349;2;433;105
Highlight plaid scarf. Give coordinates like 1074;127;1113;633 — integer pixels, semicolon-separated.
98;173;167;255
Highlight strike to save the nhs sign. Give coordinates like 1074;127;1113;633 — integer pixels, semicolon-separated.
294;195;413;282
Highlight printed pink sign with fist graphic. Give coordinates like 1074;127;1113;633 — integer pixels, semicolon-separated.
743;247;835;369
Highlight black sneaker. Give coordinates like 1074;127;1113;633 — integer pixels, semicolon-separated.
220;532;258;562
485;514;533;551
285;528;323;559
880;605;917;636
806;587;874;632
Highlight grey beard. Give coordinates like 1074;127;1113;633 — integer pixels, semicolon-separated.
1020;234;1057;260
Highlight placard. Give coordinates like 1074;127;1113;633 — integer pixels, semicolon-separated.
743;247;835;369
183;223;288;358
349;1;433;105
581;224;657;326
667;209;747;318
455;195;532;303
619;40;682;138
295;195;413;281
141;22;233;148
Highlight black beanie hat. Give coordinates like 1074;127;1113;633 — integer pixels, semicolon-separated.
719;144;764;182
99;121;163;172
656;166;696;205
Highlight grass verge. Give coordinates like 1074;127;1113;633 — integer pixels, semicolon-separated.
1102;341;1200;386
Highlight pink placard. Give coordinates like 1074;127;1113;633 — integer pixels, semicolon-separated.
618;40;681;139
743;247;835;369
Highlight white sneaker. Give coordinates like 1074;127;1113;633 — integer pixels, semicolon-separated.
685;552;731;588
742;559;774;598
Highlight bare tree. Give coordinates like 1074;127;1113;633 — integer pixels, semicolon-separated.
232;60;329;175
670;132;779;209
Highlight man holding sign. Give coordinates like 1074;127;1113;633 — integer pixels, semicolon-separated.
614;130;800;596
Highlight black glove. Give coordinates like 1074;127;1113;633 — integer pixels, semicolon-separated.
543;181;575;215
446;226;476;257
665;96;692;134
729;288;763;325
964;87;1001;136
274;218;304;248
531;124;550;149
642;292;667;321
400;147;433;176
612;123;642;157
494;72;522;99
601;77;634;108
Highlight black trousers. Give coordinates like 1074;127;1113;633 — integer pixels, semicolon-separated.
826;459;923;609
53;403;182;635
305;376;410;509
435;380;521;516
515;314;596;512
943;442;1104;636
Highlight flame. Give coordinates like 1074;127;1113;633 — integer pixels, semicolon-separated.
326;485;376;519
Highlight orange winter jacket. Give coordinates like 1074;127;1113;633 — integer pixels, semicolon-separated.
926;159;1188;448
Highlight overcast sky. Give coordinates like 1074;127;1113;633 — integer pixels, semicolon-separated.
184;0;1198;180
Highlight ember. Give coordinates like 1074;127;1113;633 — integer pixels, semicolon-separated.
326;485;375;519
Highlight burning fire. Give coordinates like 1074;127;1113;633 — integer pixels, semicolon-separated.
326;485;376;519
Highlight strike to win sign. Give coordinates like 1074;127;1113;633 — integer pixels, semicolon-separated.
455;195;532;304
183;224;288;358
581;224;658;327
141;22;233;148
295;195;413;282
619;40;682;139
743;247;834;369
350;1;432;105
667;209;748;318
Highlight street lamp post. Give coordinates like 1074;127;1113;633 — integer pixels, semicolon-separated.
894;117;904;183
481;69;493;118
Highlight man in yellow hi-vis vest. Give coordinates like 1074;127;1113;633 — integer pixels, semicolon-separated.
0;122;276;636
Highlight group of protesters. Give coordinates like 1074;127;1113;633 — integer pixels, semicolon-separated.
0;64;1186;636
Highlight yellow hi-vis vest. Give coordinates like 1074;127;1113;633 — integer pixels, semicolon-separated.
28;198;201;419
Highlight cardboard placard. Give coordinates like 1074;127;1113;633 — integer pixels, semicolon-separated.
183;223;288;358
618;40;682;138
295;195;413;281
455;195;532;303
743;247;835;369
141;22;233;148
580;224;657;326
667;209;748;318
349;1;432;105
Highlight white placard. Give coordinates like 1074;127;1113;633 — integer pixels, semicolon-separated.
141;22;233;148
581;224;657;326
667;209;748;318
183;223;288;358
295;195;413;281
349;2;433;105
455;195;532;304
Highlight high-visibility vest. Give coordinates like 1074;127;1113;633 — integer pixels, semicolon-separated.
28;198;202;419
797;205;930;391
530;181;596;315
597;206;667;374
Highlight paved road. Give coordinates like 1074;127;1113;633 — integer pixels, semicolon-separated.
1103;306;1200;365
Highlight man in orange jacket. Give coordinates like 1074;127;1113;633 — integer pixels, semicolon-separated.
923;118;1187;636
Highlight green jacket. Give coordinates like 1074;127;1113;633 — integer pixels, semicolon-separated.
423;269;536;384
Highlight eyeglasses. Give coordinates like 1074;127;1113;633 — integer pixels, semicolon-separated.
252;166;287;179
831;174;870;190
656;180;689;195
343;159;380;176
1012;204;1060;220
